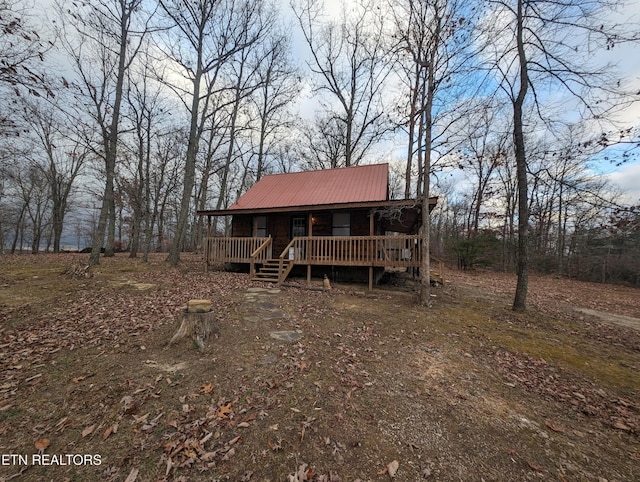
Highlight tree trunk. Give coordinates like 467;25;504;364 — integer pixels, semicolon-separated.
88;3;133;265
512;0;529;312
418;31;438;306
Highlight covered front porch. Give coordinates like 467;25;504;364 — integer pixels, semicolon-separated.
203;234;444;288
198;198;440;289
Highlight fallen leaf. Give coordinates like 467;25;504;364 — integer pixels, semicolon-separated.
222;446;236;461
202;382;214;394
124;467;139;482
82;424;95;437
216;403;233;419
134;412;150;424
613;420;631;431
227;435;241;446
34;438;50;450
526;460;544;472
545;420;564;432
103;425;114;440
241;471;254;482
121;396;137;414
387;460;399;477
242;413;257;422
289;463;308;482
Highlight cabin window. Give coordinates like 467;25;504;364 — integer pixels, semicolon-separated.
254;216;267;237
291;216;306;237
332;212;350;236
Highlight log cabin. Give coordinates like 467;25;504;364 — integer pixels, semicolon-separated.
197;163;440;289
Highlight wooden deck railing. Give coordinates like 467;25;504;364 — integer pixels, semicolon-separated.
205;235;445;284
205;236;271;265
277;235;422;268
249;237;273;277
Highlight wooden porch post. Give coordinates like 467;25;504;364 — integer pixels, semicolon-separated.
205;215;212;273
307;213;313;284
368;209;374;291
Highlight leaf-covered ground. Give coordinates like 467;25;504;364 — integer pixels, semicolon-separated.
0;253;638;481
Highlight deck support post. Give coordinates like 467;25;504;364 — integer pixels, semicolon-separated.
368;209;375;291
307;213;313;285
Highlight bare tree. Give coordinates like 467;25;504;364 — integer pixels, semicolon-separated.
251;30;300;181
122;43;169;259
482;0;639;311
0;0;52;95
390;0;478;305
10;164;50;253
213;3;275;213
158;0;266;265
457;101;511;235
22;100;89;252
148;128;186;256
57;0;152;264
292;0;393;168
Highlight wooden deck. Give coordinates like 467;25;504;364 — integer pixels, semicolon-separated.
204;235;444;285
204;237;272;264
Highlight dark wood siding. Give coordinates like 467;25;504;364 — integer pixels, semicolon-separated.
350;210;371;236
232;215;252;237
311;212;332;236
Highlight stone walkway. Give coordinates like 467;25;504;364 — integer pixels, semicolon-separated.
239;287;302;342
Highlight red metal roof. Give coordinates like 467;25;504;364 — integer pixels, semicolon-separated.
228;164;389;211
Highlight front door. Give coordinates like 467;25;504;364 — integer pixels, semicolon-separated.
290;215;307;238
289;215;307;260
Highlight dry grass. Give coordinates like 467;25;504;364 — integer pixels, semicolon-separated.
0;255;638;481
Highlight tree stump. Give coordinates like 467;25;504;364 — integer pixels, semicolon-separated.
169;299;218;349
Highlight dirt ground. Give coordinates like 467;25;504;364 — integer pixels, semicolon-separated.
0;253;638;481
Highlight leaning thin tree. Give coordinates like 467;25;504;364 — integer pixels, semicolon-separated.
390;0;477;305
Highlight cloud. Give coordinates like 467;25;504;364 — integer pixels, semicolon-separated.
606;161;640;204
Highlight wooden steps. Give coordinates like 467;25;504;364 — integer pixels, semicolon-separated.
252;260;290;283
